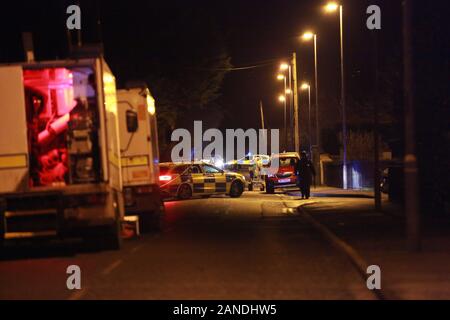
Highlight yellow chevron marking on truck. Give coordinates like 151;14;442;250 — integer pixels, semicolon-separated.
0;154;27;169
121;156;149;167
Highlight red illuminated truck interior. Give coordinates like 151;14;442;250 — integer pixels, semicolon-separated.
24;67;101;187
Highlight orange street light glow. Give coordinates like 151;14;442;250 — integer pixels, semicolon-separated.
285;88;292;94
280;63;289;71
278;95;286;102
301;83;310;90
302;32;314;41
277;74;285;80
324;2;339;13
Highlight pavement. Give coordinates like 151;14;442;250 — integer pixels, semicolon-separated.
0;187;448;300
293;186;450;300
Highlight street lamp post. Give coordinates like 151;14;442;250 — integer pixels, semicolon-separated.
301;32;320;152
280;63;293;150
301;83;312;157
292;53;300;154
278;93;287;150
278;71;289;151
288;65;294;150
325;2;347;189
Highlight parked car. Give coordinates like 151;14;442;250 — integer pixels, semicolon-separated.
265;152;300;194
159;162;246;200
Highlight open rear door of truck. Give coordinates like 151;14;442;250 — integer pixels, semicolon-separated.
0;66;29;193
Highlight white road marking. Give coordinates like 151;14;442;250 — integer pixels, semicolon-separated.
101;259;123;276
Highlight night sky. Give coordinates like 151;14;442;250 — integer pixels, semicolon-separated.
1;0;403;132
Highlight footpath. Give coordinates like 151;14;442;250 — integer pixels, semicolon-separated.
289;187;450;299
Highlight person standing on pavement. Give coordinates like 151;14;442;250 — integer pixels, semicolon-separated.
296;151;316;199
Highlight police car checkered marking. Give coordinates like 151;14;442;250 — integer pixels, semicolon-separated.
161;163;245;197
193;184;205;193
215;182;227;192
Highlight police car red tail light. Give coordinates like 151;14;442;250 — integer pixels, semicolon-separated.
159;175;172;181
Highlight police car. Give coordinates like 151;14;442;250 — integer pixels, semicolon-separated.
159;162;246;200
224;155;268;191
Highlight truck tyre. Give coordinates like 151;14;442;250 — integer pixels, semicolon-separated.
85;191;122;251
139;201;164;233
84;221;121;251
229;181;244;198
102;221;122;250
139;211;162;233
177;184;192;200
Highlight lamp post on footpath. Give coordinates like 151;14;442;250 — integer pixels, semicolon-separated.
324;2;348;189
301;83;312;157
301;32;320;152
278;93;287;151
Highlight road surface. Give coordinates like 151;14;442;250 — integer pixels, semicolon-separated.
0;191;375;300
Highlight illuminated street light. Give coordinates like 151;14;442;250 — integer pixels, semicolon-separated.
300;83;310;90
324;2;339;12
323;1;347;189
279;63;289;71
302;32;314;41
277;70;289;150
279;63;294;150
301;30;321;156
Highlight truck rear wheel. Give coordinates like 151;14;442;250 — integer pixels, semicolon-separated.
84;191;122;251
102;222;122;250
139;211;162;233
84;222;121;251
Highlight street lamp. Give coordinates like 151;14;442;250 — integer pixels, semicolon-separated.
324;2;339;12
279;63;289;71
324;1;347;189
302;32;314;41
301;31;320;154
280;63;294;150
301;83;312;157
277;73;288;150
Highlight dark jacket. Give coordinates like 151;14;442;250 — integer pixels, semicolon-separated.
296;158;316;186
